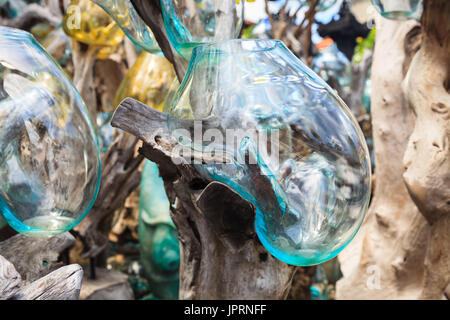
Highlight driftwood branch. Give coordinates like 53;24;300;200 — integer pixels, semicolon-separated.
74;132;144;259
13;264;83;300
401;0;450;299
0;232;75;282
0;254;83;300
4;3;61;30
0;233;82;300
71;41;101;123
111;98;297;299
130;0;188;81
0;255;21;300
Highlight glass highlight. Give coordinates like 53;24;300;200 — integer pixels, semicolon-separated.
0;27;101;237
167;39;371;266
91;0;161;53
160;0;244;59
370;0;423;20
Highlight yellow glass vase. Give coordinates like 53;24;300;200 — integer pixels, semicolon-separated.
114;52;177;112
63;0;124;59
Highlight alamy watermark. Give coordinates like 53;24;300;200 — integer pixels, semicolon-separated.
168;121;281;172
65;5;81;30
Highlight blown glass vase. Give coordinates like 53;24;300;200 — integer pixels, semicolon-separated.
160;0;244;59
370;0;423;20
167;39;371;266
0;27;101;237
91;0;161;53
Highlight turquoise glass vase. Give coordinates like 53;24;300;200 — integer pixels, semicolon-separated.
370;0;423;20
160;0;244;59
167;39;371;266
0;27;101;237
138;160;179;299
91;0;161;53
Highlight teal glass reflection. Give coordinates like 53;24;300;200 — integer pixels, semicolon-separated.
310;264;329;300
91;0;161;53
370;0;423;20
0;0;27;18
160;0;244;59
0;27;101;237
167;39;371;266
138;160;179;299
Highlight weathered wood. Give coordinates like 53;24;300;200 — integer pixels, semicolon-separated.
401;0;450;299
74;133;144;259
264;0;318;60
0;255;21;300
71;40;101;123
112;98;297;299
0;232;75;282
337;0;450;301
13;264;83;300
5;3;61;30
79;267;134;300
94;58;125;112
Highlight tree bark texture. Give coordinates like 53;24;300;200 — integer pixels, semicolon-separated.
401;0;450;299
337;0;449;299
336;17;430;299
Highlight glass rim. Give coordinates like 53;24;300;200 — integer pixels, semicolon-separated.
191;39;285;57
0;26;33;38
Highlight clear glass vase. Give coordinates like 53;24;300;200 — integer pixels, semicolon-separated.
167;39;371;266
91;0;161;53
160;0;244;59
370;0;423;20
0;27;101;237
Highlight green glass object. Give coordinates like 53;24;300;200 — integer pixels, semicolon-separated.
138;160;179;299
0;27;101;237
91;0;161;53
160;0;244;59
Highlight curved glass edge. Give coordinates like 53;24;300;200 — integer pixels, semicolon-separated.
91;0;162;54
160;0;245;59
0;26;102;237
